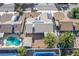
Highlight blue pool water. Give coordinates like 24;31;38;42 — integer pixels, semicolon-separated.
0;53;17;56
33;52;57;56
6;36;21;46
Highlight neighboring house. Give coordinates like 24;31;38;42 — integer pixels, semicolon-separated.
11;13;25;33
0;12;24;33
25;12;53;33
53;12;79;33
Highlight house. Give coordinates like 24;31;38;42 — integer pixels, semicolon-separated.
59;21;73;31
23;12;54;48
0;12;24;33
25;12;53;34
53;12;79;32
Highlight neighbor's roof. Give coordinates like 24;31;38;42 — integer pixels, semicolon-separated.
74;22;79;31
0;12;24;24
54;12;65;21
0;14;13;23
60;21;73;31
0;24;12;33
54;11;79;31
25;12;41;18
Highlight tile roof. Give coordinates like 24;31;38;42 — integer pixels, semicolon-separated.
60;21;73;31
0;14;13;23
25;12;41;18
74;22;79;31
54;12;65;21
54;12;79;31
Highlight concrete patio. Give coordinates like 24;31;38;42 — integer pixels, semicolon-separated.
32;39;47;48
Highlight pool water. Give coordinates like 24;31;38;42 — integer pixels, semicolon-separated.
6;36;21;46
33;52;57;56
0;53;17;56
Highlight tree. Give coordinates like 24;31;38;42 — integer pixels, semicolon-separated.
75;13;79;19
69;7;79;19
59;32;75;55
72;49;79;56
59;32;75;49
18;47;26;56
18;9;23;16
15;3;23;16
15;3;22;11
44;33;57;48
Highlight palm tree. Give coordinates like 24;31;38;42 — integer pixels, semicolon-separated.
18;47;26;56
44;33;57;48
15;3;21;11
72;49;79;56
15;3;23;16
59;32;75;55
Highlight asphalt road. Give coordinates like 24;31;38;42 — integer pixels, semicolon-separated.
25;3;58;11
0;4;14;12
34;4;58;11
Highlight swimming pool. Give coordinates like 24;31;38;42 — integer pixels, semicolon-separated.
33;52;57;56
4;36;21;46
0;53;17;56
